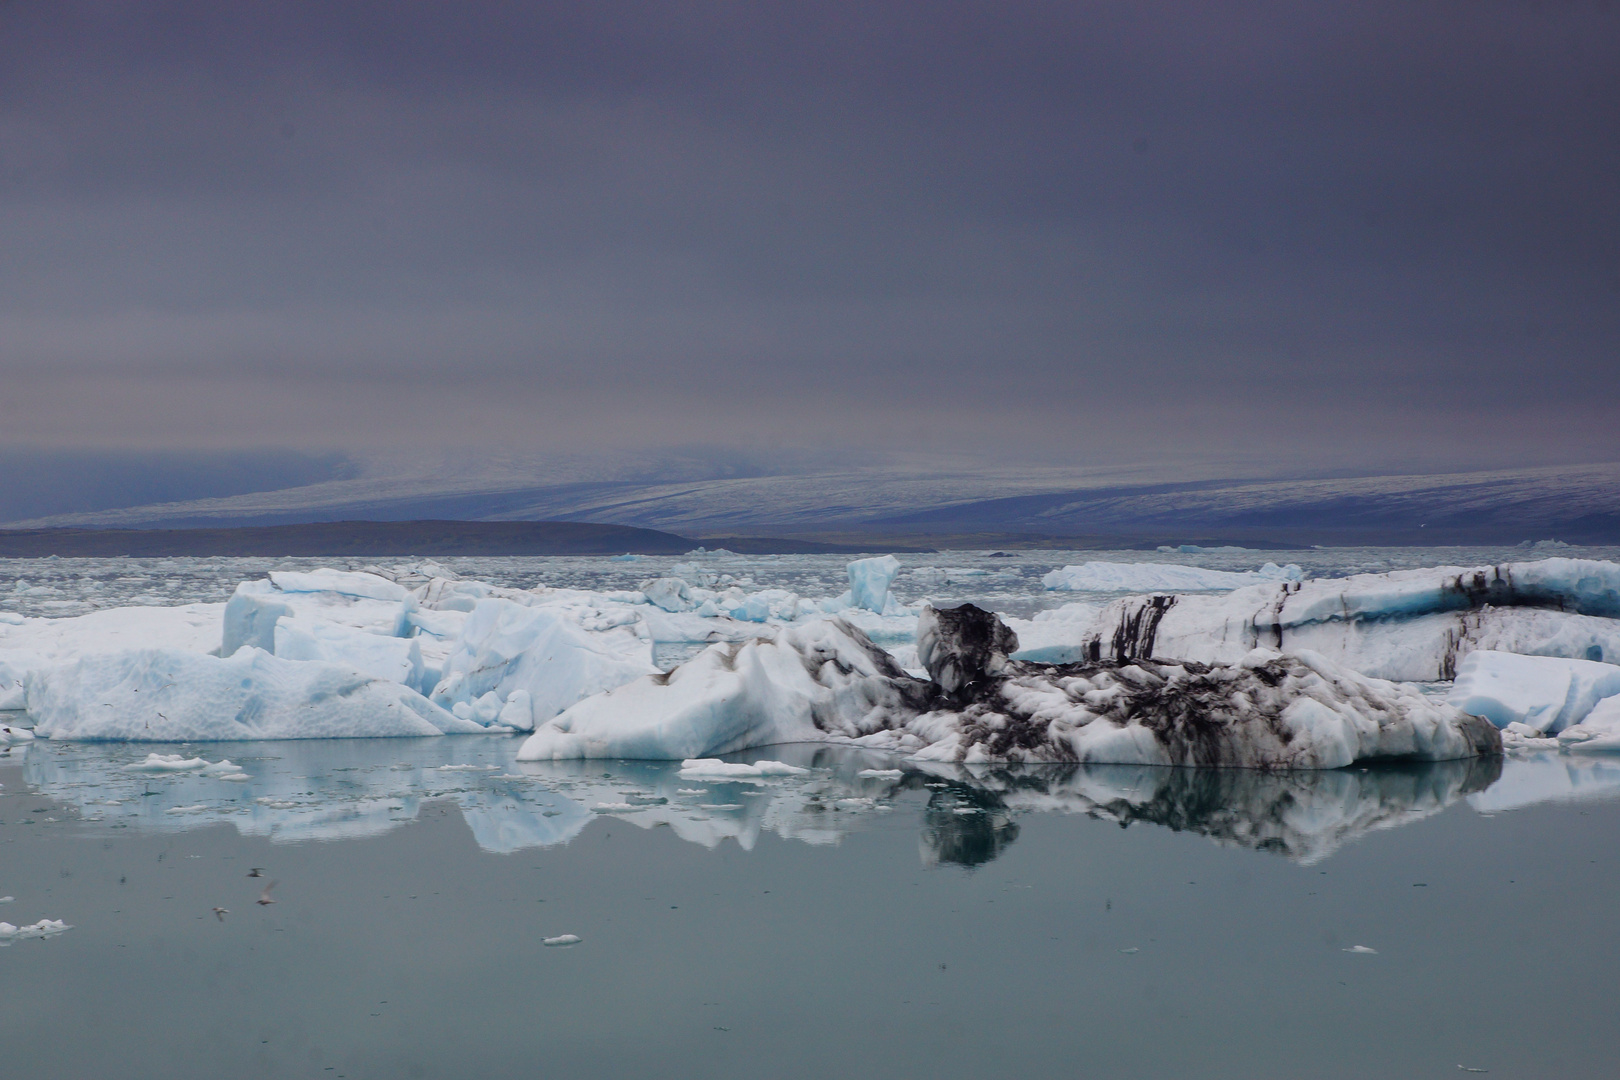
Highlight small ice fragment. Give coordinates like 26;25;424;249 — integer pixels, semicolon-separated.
0;918;71;941
1457;1067;1489;1074
0;897;13;904
698;803;744;810
856;768;903;779
1119;947;1139;954
1343;945;1378;954
542;934;581;947
165;805;210;814
127;753;209;772
592;802;638;812
676;788;709;795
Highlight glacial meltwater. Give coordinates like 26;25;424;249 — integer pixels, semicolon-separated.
4;548;1620;1078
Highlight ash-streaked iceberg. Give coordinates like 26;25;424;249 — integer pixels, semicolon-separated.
1035;558;1620;681
519;606;1499;768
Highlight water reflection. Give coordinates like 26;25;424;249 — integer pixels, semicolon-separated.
7;739;1591;866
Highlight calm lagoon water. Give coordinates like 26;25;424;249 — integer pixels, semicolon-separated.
3;738;1618;1080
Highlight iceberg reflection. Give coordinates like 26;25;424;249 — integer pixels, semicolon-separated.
0;738;1576;867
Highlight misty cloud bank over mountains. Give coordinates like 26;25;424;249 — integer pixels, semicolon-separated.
1;2;1617;472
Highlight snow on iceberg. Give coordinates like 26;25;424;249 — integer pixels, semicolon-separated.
1042;561;1303;592
26;647;481;741
520;607;1498;767
428;598;656;731
1042;558;1620;681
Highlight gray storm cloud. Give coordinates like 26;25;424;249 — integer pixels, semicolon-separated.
0;1;1615;470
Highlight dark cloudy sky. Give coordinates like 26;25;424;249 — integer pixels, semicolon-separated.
2;0;1616;474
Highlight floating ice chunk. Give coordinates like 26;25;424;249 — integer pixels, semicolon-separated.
27;647;480;740
165;804;209;814
678;758;810;779
1343;945;1378;955
610;553;644;562
1449;651;1620;733
542;934;581;946
1042;561;1303;592
0;897;12;904
0;723;34;745
127;753;210;772
0;919;71;942
856;768;903;778
848;555;902;613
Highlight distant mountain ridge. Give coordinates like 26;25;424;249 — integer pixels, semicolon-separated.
6;460;1618;547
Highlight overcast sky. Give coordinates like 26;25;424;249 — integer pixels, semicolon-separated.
2;1;1616;474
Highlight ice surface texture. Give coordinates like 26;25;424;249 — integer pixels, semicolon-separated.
521;607;1499;768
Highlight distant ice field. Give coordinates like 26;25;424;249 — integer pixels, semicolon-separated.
7;544;1614;621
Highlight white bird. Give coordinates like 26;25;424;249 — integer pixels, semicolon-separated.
212;907;228;921
256;881;277;906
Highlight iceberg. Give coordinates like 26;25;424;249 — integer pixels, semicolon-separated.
1042;561;1303;592
428;598;656;731
847;555;902;613
520;607;1498;767
1040;558;1620;681
26;647;480;740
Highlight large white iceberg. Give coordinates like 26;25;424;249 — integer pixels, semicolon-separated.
26;647;480;740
